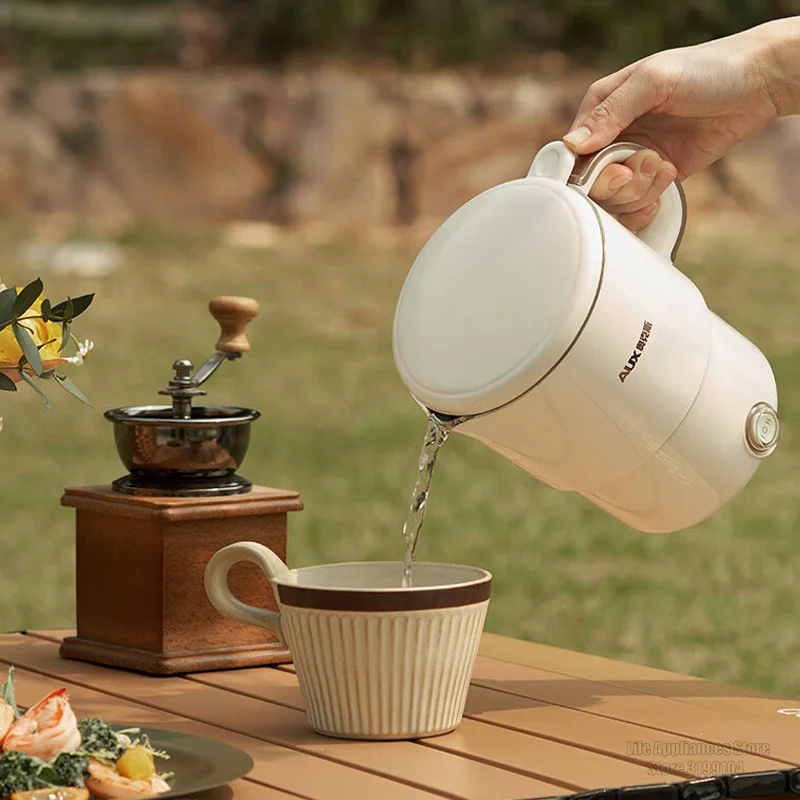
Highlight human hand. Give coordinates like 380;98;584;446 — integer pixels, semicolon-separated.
582;148;678;233
564;20;797;228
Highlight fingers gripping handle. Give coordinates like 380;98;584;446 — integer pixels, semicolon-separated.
204;542;294;641
572;143;687;261
528;141;687;262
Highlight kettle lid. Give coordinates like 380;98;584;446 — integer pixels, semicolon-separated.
393;177;603;416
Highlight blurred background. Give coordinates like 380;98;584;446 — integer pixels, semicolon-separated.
3;1;800;697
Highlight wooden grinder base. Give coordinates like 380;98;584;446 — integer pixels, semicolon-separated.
60;484;303;675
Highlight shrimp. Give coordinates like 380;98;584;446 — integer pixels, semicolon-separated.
2;688;81;761
0;700;13;746
85;758;171;799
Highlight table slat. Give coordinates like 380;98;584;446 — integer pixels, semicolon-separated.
272;657;790;781
25;629;77;642
15;630;800;799
35;631;800;723
158;779;310;800
480;634;800;720
214;780;311;800
192;664;687;788
0;644;445;800
1;635;561;800
469;654;800;767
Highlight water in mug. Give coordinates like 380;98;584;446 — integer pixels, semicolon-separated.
402;414;451;588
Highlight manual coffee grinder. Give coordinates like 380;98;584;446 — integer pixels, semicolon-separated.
60;296;302;674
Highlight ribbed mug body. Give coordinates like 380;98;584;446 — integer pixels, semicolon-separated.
281;601;489;739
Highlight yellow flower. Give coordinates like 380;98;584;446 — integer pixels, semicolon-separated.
0;291;69;380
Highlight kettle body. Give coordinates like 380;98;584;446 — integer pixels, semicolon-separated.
392;141;779;533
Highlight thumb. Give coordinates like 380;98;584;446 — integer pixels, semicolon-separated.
563;72;658;153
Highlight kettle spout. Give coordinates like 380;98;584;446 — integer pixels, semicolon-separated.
430;410;466;429
410;393;470;430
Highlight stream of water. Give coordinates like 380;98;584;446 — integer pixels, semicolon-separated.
401;414;451;588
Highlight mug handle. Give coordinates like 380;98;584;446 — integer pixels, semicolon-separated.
204;541;295;642
528;141;687;263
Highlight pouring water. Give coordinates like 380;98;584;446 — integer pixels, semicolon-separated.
401;413;452;588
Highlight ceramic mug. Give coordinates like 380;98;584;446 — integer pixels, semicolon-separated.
204;541;492;740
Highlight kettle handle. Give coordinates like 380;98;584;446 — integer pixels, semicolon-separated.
528;141;686;263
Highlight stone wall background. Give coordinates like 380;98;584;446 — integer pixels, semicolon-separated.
1;65;799;234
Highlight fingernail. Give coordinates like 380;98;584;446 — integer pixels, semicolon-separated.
641;155;659;177
563;126;592;148
608;173;633;193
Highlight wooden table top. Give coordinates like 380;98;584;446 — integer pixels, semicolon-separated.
2;629;800;800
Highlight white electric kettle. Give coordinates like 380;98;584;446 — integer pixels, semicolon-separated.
392;140;780;533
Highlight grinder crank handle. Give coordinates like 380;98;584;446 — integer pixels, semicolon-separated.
188;296;261;387
210;296;261;355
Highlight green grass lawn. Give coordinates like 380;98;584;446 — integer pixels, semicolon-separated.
1;216;799;696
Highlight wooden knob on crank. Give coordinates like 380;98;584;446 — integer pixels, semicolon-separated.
209;296;260;353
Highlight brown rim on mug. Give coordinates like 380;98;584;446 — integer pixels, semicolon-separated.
276;578;491;612
204;544;493;630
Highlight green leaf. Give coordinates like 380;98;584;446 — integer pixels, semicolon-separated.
69;293;94;319
18;369;52;409
41;297;51;322
35;764;60;789
1;666;20;719
13;322;43;376
11;277;42;318
50;294;93;322
0;372;16;392
55;374;92;407
0;287;16;327
49;298;73;323
60;322;71;353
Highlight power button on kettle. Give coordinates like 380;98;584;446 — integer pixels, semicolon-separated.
745;402;781;457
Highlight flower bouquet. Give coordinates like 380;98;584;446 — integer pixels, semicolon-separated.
0;277;94;429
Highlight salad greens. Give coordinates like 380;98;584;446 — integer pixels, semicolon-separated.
76;718;125;762
0;669;171;797
51;752;90;788
0;752;60;796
